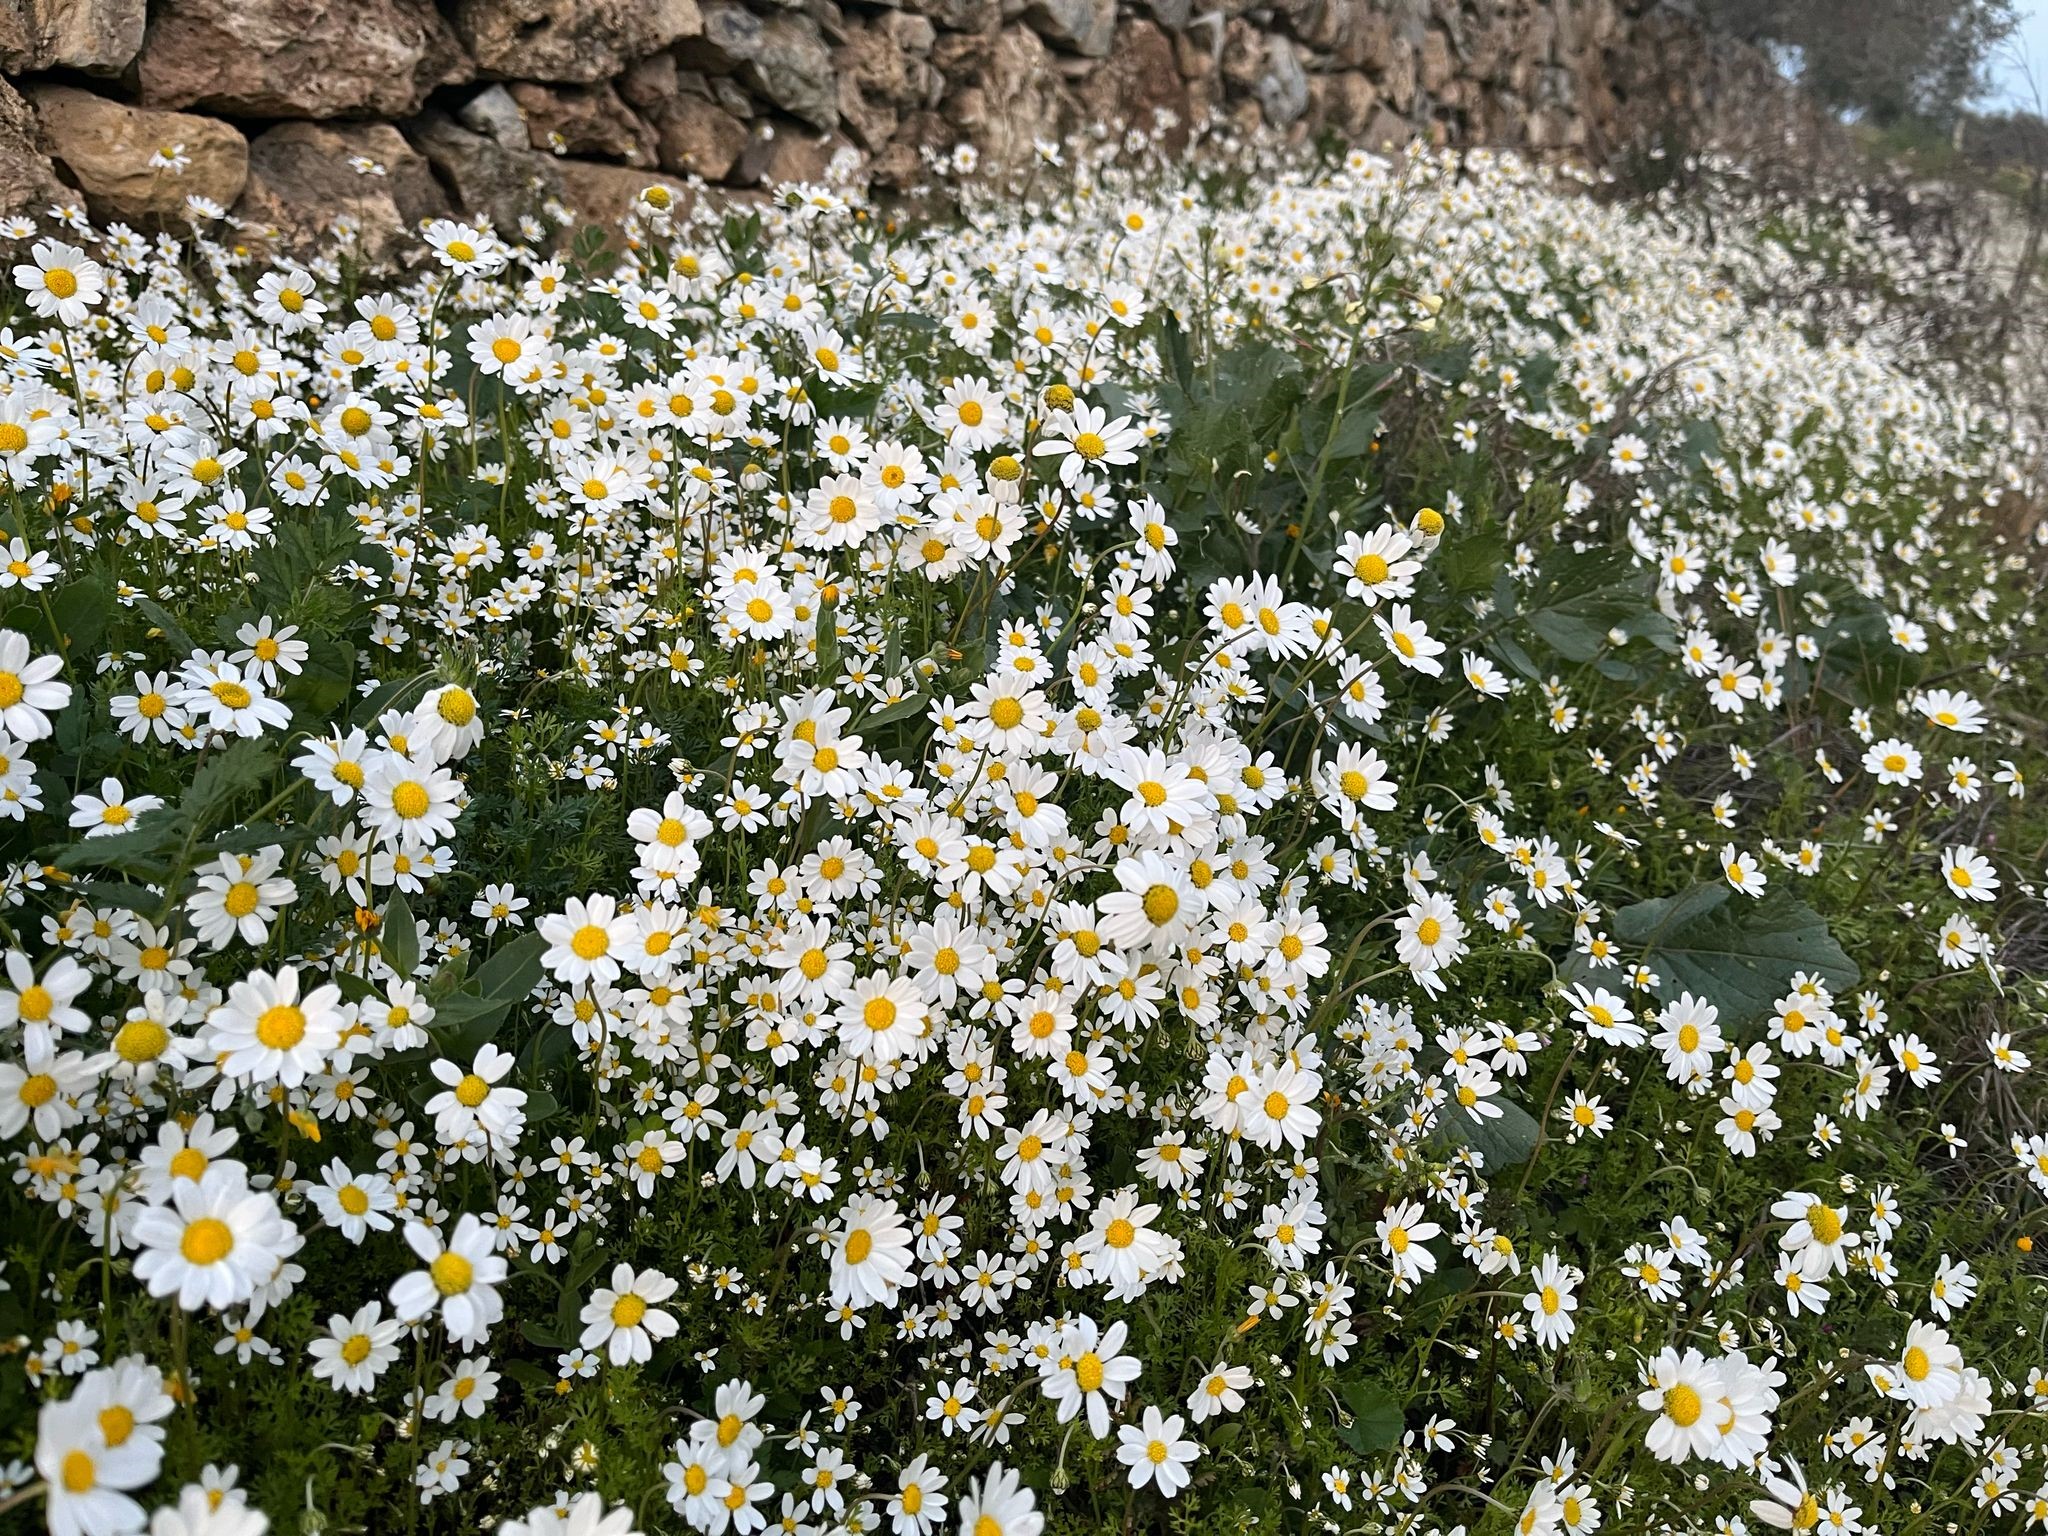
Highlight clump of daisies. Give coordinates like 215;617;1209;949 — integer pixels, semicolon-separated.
0;126;2042;1536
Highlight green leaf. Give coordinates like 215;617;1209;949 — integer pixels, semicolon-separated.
1413;342;1472;383
285;641;355;721
814;589;839;681
477;932;546;1006
1160;310;1194;394
431;933;549;1052
181;739;275;830
54;816;183;877
1612;884;1859;1026
71;879;165;915
518;1320;568;1352
1336;1380;1403;1454
1430;1095;1541;1170
49;578;110;661
859;693;926;730
382;893;421;980
1510;545;1675;666
1323;405;1380;463
131;594;197;655
502;1359;556;1391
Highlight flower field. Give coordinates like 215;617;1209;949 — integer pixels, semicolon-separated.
0;143;2044;1536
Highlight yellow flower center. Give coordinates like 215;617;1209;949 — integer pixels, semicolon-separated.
256;1004;306;1050
430;1250;473;1295
113;1019;169;1063
180;1216;234;1265
1663;1383;1703;1426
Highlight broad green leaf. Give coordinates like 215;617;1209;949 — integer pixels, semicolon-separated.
49;578;110;660
131;594;197;654
1430;1095;1541;1170
1613;884;1859;1026
1508;545;1675;665
54;816;183;876
859;693;926;730
815;589;839;681
476;931;547;1007
382;893;421;980
180;739;275;829
1159;309;1194;394
1336;1380;1404;1454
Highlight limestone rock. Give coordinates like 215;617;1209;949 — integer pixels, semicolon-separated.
1218;18;1263;92
901;0;997;32
1072;19;1186;145
753;15;840;130
235;120;448;262
454;0;703;84
732;118;849;187
1023;0;1113;58
0;78;64;218
1419;25;1454;96
458;86;529;151
686;6;839;130
1255;33;1308;128
931;24;1062;174
837;18;939;151
406;111;564;233
556;161;694;228
509;82;659;164
137;0;466;120
686;0;764;72
29;84;247;223
653;95;751;180
0;0;146;74
1318;70;1379;137
1362;103;1410;152
618;51;681;111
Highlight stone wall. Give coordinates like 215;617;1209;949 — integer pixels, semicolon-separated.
0;0;1768;248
